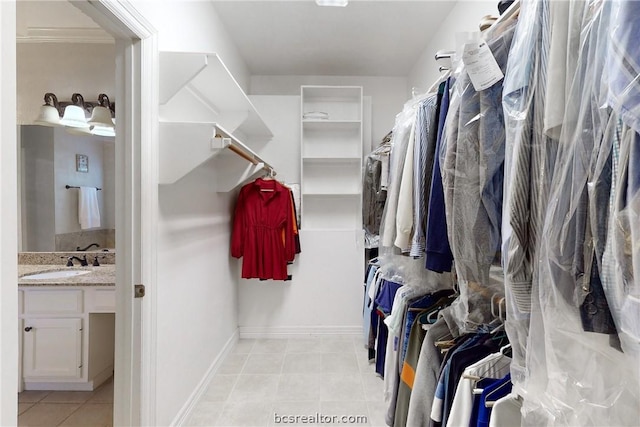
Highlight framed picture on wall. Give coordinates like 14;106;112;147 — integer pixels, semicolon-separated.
76;154;89;173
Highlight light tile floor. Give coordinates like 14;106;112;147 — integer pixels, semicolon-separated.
186;337;387;427
18;377;113;427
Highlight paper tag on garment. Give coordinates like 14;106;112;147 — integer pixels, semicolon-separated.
462;41;504;91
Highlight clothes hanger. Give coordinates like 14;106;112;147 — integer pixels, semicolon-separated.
463;347;511;381
484;376;513;408
258;168;277;191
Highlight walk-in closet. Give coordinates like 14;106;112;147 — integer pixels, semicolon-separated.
2;0;639;426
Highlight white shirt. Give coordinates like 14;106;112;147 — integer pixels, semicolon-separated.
446;352;512;427
394;119;416;250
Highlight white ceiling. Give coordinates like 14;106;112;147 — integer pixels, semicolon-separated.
16;1;113;43
16;0;458;76
211;0;457;76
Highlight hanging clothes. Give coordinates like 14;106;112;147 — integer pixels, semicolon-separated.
363;139;391;249
231;178;297;280
425;78;454;273
440;18;516;331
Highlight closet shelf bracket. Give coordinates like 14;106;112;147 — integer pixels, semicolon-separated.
214;123;275;192
158;122;275;189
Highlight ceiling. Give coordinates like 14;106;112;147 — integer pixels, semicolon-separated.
16;1;113;43
211;0;457;76
16;0;458;76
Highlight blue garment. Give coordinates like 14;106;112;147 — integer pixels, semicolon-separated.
410;94;439;257
375;315;388;378
375;279;403;316
431;333;488;423
374;280;402;377
425;77;454;273
401;290;454;362
607;0;640;135
627;131;640;202
477;374;511;427
363;265;379;347
469;378;494;427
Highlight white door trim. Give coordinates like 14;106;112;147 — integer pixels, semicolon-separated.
0;1;19;425
75;2;159;425
1;0;159;425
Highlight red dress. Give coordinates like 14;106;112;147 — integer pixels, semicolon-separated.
231;178;296;280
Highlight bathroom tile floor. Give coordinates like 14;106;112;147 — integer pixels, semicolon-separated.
186;336;387;427
18;376;113;427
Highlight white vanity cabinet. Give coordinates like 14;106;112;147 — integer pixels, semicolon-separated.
23;317;83;380
19;287;115;391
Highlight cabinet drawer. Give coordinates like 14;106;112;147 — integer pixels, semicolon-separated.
24;290;83;315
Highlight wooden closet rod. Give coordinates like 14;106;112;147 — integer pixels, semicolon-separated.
214;123;275;173
228;144;259;165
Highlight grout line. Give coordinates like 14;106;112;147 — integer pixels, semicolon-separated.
55;400;89;426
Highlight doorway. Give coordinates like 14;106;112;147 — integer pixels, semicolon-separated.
1;1;158;425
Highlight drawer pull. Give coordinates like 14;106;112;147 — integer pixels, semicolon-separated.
24;326;33;332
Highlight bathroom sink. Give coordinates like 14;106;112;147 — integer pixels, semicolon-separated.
21;270;92;280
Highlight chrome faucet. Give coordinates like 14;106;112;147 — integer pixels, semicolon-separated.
76;243;100;251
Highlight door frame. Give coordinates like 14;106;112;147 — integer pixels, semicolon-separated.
1;1;159;425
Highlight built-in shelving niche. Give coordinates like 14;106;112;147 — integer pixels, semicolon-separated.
158;52;273;190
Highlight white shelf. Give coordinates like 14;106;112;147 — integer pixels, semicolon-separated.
303;192;360;197
158;52;275;188
159;52;273;139
159;121;270;190
302;163;361;194
302;195;361;230
302;120;361;130
301;86;363;101
300;85;362;231
302;128;361;158
302;157;361;163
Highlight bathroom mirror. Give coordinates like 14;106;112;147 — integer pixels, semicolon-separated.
19;125;116;252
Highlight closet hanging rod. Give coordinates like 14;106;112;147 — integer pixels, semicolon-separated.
65;185;102;191
486;0;520;35
435;50;455;60
213;123;275;175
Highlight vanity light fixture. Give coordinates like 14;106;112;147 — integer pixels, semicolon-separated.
315;0;348;6
60;93;90;129
35;93;62;127
88;94;116;137
34;92;116;137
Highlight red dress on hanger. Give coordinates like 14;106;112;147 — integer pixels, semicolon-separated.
231;178;296;280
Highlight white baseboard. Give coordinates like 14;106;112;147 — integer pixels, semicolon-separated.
24;381;95;391
171;329;239;427
90;365;114;390
239;326;363;339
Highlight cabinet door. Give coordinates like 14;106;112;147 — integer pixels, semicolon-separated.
23;318;83;380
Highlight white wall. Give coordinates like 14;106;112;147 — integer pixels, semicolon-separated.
156;165;239;425
21;126;56;251
102;142;115;230
127;2;250;424
131;0;250;92
407;0;497;94
249;96;300;185
250;75;407;149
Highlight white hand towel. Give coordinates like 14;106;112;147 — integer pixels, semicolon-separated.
78;186;101;229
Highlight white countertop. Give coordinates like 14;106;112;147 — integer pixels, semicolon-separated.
18;265;116;287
